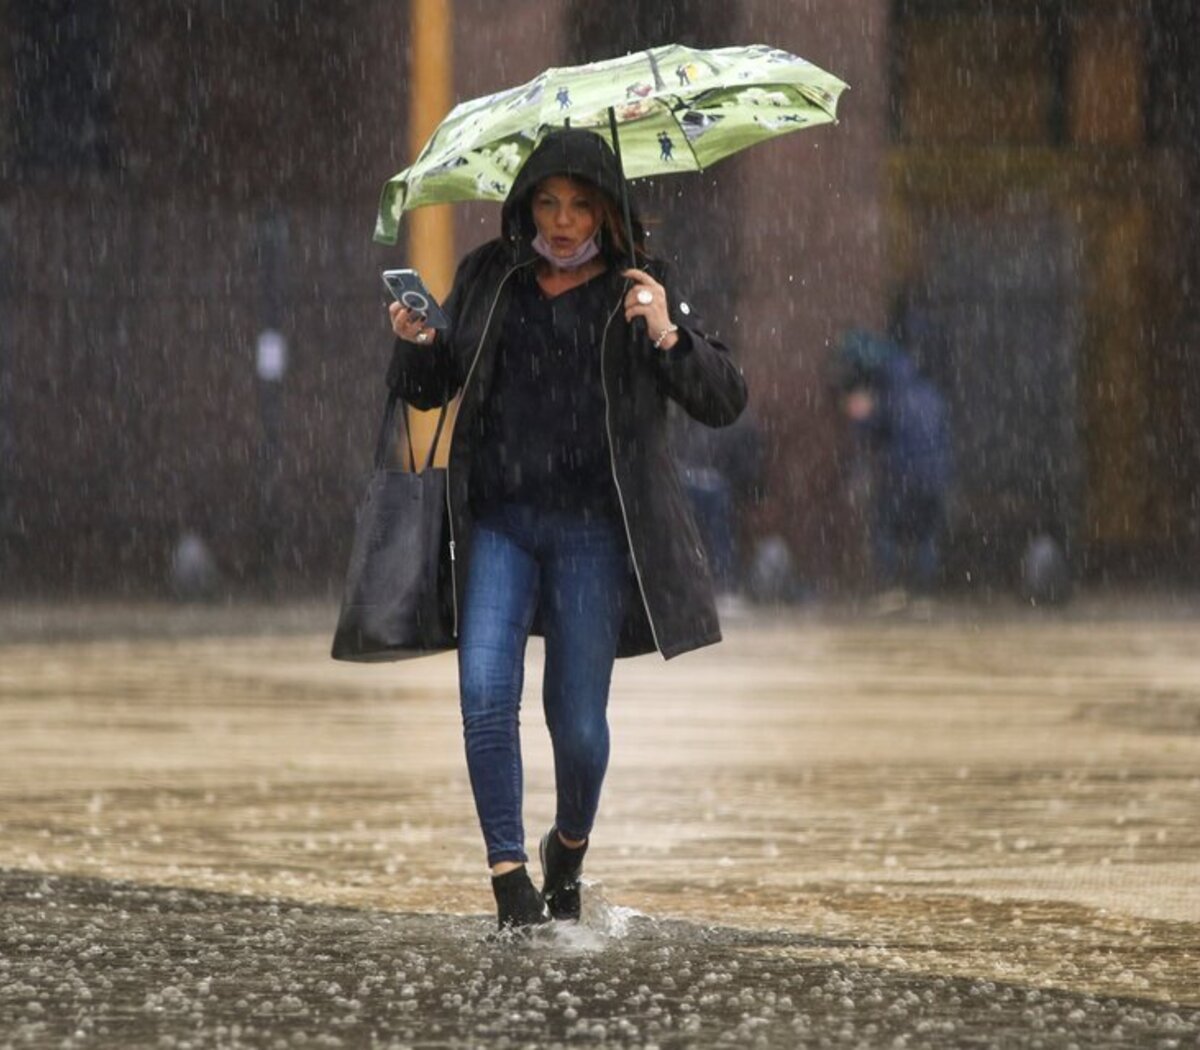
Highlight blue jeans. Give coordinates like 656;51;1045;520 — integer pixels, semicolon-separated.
458;504;630;867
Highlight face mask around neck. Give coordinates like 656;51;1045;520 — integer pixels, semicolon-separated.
531;231;602;271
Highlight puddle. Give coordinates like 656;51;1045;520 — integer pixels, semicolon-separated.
2;611;1200;1040
2;869;1197;1049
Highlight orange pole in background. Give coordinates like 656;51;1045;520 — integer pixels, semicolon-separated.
406;0;455;467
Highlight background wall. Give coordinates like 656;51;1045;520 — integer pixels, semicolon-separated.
2;0;1196;600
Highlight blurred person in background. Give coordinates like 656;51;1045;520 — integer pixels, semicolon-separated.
670;403;764;613
833;329;951;614
386;129;747;931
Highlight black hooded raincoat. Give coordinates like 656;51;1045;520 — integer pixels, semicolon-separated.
387;129;748;659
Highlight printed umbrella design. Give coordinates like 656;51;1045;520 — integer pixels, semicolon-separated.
374;43;848;247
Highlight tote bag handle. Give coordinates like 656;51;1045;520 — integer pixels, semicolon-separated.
374;390;450;474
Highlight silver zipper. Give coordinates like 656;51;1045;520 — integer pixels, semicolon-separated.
600;293;662;654
444;259;533;638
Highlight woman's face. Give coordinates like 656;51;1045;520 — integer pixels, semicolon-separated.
531;177;601;258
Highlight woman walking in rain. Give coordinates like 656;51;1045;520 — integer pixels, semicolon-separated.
386;128;747;930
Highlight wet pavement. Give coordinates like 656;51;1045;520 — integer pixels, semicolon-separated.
1;599;1198;1047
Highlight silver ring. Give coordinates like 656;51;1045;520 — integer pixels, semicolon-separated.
636;289;653;306
416;331;429;343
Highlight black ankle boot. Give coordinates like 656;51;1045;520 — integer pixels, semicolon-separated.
540;828;587;921
491;866;549;931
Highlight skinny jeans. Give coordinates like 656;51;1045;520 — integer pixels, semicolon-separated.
457;503;630;867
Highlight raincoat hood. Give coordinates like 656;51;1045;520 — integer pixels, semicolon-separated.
501;129;644;257
832;329;899;392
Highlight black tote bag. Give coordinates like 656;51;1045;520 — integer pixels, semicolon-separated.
331;390;455;661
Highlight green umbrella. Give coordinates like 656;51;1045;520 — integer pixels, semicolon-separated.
374;43;849;253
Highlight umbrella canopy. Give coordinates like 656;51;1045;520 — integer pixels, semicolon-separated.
374;43;848;245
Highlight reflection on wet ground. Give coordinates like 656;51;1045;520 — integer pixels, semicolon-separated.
1;601;1199;1046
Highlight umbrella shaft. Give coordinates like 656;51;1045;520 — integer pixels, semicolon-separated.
607;106;638;269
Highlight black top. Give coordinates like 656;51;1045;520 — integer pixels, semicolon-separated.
470;266;621;519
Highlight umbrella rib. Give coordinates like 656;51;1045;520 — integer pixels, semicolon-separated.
663;96;707;173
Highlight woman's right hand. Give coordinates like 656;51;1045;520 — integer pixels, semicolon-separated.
390;301;436;346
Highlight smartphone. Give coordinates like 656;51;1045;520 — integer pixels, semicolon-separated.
381;268;450;329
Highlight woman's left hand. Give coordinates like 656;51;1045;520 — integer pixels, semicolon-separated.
622;268;680;352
